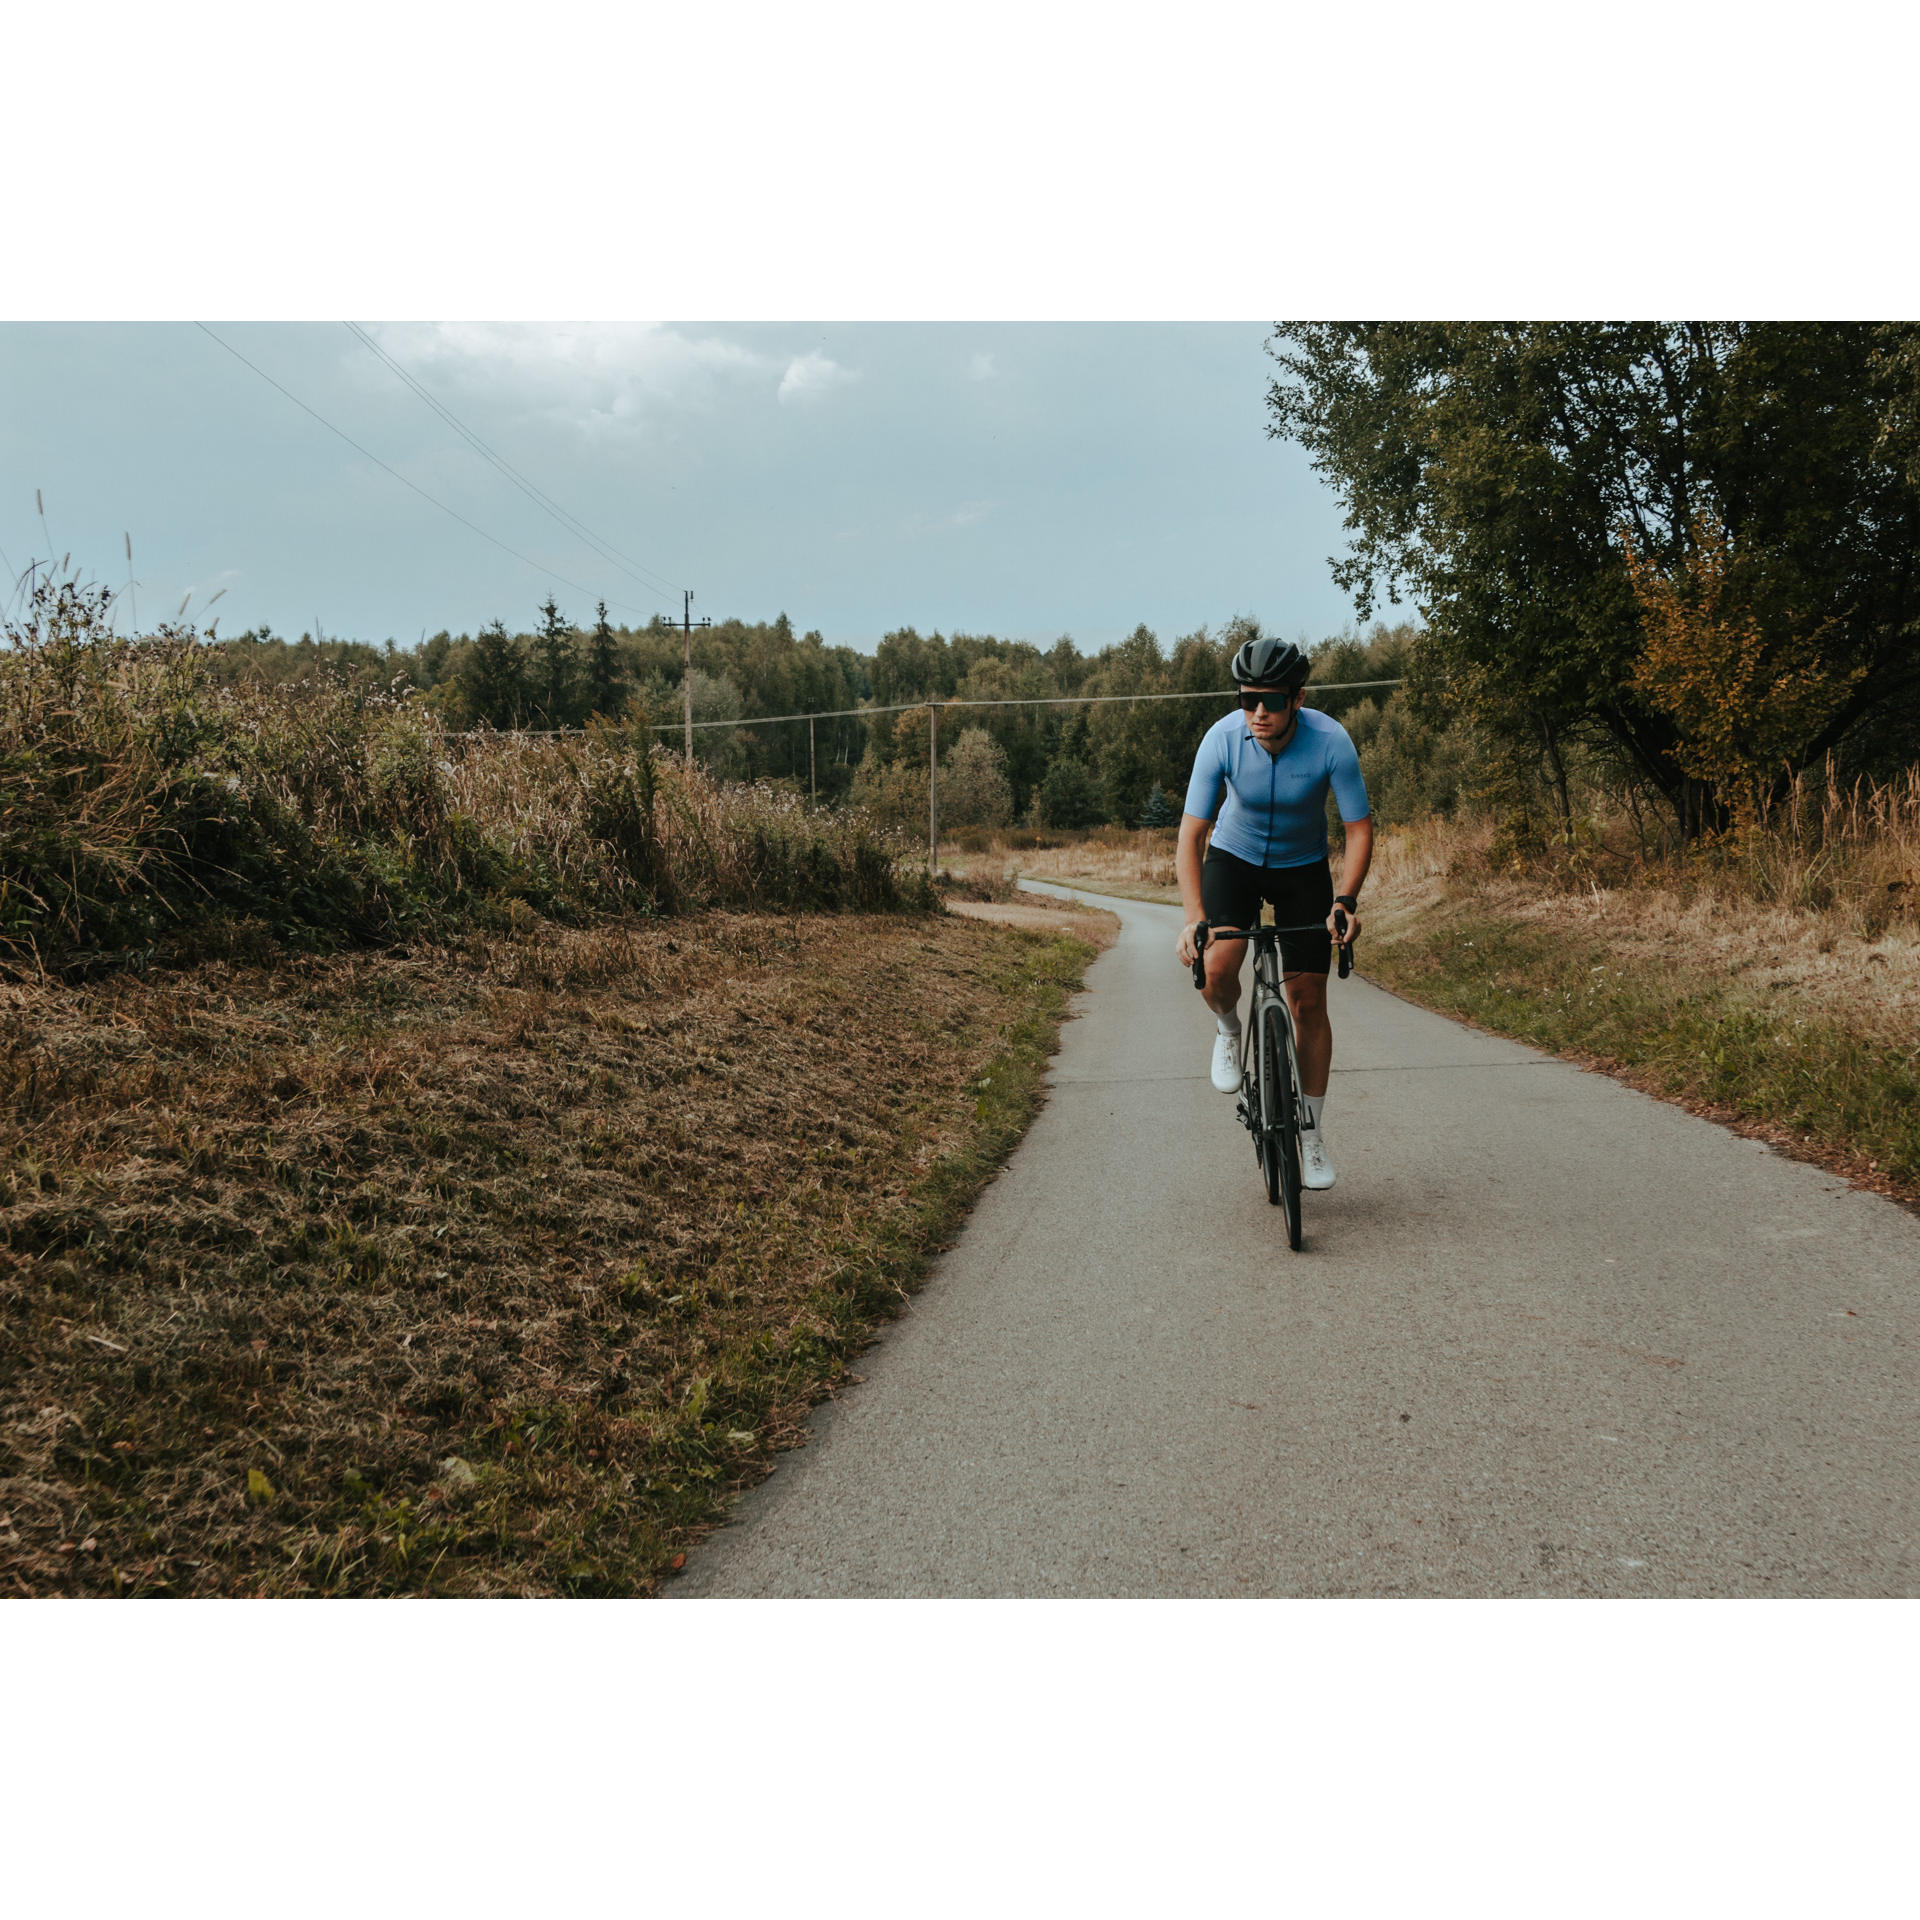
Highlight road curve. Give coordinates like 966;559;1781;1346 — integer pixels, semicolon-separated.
676;885;1920;1596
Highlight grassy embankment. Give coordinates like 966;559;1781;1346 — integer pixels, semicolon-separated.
3;912;1089;1596
1;583;1099;1594
944;795;1920;1202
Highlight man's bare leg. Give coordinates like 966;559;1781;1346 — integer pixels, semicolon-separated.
1284;971;1331;1098
1201;939;1246;1021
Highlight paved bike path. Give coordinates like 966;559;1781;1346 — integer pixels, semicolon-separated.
676;886;1920;1596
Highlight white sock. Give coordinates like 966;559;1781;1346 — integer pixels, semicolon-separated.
1215;1009;1241;1036
1303;1094;1325;1131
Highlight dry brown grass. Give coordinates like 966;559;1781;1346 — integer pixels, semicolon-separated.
1366;776;1920;1032
0;578;930;971
941;826;1180;899
0;910;1090;1595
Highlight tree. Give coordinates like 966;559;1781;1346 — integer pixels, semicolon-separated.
533;596;575;727
1082;621;1235;824
1625;513;1863;827
942;727;1014;828
420;630;454;687
1266;322;1920;830
1139;781;1181;828
466;618;527;728
585;600;624;718
1035;756;1105;829
637;666;743;774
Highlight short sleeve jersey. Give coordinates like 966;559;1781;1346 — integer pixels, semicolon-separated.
1182;706;1370;870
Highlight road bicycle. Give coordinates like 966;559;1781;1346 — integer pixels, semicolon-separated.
1191;912;1352;1251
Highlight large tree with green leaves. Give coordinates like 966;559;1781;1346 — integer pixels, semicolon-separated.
1266;323;1920;831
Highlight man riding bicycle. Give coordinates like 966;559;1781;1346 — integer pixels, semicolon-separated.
1174;634;1373;1191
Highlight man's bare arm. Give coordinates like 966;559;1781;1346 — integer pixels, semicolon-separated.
1338;815;1374;899
1175;813;1211;964
1330;815;1374;943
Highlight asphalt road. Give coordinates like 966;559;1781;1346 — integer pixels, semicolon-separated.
676;885;1920;1597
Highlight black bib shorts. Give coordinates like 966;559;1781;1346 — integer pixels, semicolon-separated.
1200;846;1334;976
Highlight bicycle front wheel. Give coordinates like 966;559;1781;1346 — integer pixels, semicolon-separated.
1258;1001;1304;1249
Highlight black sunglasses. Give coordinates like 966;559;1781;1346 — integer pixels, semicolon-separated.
1238;688;1297;714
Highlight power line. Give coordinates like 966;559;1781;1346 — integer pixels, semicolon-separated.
342;323;684;605
464;680;1406;738
645;679;1407;732
193;323;661;622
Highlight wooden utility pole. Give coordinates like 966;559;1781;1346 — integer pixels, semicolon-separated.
809;714;816;801
928;699;939;874
682;590;694;767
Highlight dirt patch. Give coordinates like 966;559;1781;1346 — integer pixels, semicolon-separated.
0;912;1093;1595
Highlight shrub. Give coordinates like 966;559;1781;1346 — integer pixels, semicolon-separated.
0;578;933;973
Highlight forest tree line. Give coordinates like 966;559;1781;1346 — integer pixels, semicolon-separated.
207;604;1446;832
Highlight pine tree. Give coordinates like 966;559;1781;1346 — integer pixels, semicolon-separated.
585;599;624;718
533;596;575;727
467;618;527;728
1139;781;1181;829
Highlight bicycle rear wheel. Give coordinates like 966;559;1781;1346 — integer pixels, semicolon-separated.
1258;1000;1304;1249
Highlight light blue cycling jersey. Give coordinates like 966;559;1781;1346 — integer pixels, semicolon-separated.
1182;706;1370;869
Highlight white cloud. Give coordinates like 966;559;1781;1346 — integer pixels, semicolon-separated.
903;500;997;536
354;323;772;440
967;351;997;381
778;350;860;406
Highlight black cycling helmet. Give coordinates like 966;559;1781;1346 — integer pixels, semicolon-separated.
1229;633;1309;689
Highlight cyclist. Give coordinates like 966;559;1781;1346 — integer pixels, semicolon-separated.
1174;634;1372;1191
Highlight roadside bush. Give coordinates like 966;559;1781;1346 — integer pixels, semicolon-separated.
847;757;931;836
0;578;933;973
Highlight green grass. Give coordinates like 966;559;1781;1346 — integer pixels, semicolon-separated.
1365;904;1920;1190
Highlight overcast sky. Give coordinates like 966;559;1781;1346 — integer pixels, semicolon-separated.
1;323;1373;657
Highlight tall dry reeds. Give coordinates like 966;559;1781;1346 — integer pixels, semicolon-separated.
1369;761;1919;960
1739;763;1920;936
0;578;932;972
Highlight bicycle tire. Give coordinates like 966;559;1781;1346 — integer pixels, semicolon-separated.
1255;999;1283;1210
1260;1000;1304;1249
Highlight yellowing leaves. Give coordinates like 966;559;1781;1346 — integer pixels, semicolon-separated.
1625;514;1864;826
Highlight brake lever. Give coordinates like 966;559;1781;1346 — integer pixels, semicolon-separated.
1334;908;1354;981
1190;922;1208;990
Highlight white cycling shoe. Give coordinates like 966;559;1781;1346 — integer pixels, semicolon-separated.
1210;1029;1242;1094
1300;1128;1336;1190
